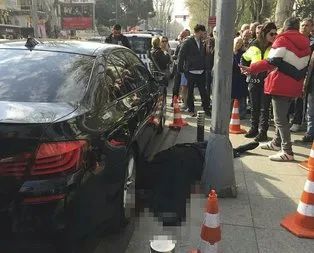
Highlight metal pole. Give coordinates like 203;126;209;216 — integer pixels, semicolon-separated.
32;0;39;38
115;0;119;24
93;1;96;33
208;0;216;32
197;111;205;142
202;0;237;198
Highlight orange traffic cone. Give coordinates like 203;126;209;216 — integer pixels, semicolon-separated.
281;169;314;238
299;141;314;171
169;96;188;129
229;99;246;134
199;190;221;253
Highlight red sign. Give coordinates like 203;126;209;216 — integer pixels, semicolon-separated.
62;17;93;30
208;16;216;26
60;3;93;30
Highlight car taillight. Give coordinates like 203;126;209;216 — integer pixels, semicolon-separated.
0;153;32;177
31;140;88;176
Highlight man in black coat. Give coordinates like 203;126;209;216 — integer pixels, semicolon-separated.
105;24;131;49
178;24;210;117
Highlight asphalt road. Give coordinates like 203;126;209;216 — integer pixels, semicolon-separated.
81;80;182;253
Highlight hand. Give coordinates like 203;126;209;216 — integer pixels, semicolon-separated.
238;64;251;75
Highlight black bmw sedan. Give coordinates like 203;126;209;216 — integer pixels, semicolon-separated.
0;39;166;252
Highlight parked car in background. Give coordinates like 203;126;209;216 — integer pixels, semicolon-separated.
0;39;166;252
168;40;179;56
87;36;106;43
124;33;153;71
168;40;179;79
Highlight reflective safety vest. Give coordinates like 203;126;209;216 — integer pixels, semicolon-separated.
242;45;271;64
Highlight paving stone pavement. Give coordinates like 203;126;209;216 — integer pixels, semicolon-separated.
126;92;314;253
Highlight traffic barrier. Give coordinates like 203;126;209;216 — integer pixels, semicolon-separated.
299;141;314;171
281;169;314;238
229;99;246;134
199;190;221;253
169;96;188;129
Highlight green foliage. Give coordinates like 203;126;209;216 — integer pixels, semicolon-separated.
95;0;154;28
295;0;314;19
184;0;209;29
236;0;276;29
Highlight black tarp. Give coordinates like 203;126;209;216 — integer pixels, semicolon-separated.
137;141;259;226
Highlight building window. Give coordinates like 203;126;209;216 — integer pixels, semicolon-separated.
20;0;32;11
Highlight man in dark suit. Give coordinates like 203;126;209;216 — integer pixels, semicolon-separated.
178;24;210;117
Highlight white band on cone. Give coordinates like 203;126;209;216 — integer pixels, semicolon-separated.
310;149;314;158
200;240;219;253
203;213;220;228
297;201;314;217
232;108;239;114
304;180;314;194
174;114;182;119
230;119;240;125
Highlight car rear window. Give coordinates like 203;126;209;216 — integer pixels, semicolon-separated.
0;50;94;103
127;36;152;54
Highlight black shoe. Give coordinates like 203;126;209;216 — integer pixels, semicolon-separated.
244;128;258;138
235;141;259;154
301;135;314;143
254;131;268;142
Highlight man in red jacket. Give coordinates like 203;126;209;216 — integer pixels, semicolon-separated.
240;17;311;161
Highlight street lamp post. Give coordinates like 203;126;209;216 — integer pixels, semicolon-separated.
115;0;119;24
202;0;237;198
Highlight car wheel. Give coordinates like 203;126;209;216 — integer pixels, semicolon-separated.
111;149;137;232
123;151;136;222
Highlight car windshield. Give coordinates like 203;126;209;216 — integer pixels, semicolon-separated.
127;36;151;54
0;50;94;103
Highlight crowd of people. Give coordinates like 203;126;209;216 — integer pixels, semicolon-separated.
105;17;314;163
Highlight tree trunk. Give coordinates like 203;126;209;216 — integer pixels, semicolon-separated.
275;0;295;28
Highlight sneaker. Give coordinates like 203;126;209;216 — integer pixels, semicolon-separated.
254;131;268;142
260;141;281;151
290;124;301;132
244;128;258;138
269;151;294;161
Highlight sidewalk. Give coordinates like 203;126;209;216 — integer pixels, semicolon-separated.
126;94;314;253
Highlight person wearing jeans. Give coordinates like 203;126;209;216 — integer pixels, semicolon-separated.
302;50;314;142
271;96;293;154
240;17;311;161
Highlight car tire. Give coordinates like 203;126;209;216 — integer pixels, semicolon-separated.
111;149;137;231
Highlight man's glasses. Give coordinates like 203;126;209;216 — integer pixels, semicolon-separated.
162;40;168;43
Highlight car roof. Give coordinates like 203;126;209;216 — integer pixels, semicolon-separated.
124;33;153;38
0;39;123;56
